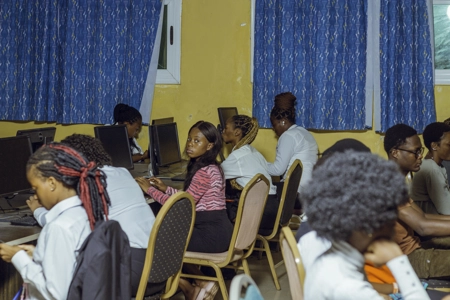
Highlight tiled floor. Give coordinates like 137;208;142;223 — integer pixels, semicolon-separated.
171;250;292;299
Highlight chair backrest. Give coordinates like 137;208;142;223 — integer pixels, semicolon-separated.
229;274;264;300
232;174;270;251
280;226;305;300
278;160;303;226
136;191;196;299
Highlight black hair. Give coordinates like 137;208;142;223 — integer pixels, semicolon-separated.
27;143;110;230
184;121;223;190
61;134;112;167
384;124;418;154
113;103;142;125
270;92;296;123
423;122;450;151
302;151;408;242
315;138;371;169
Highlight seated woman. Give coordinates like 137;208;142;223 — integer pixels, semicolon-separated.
411;122;450;215
136;121;233;300
0;143;110;299
113;103;149;162
267;92;318;211
298;151;429;300
220;114;278;232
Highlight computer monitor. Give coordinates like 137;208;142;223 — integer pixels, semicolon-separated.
217;107;238;132
152;117;174;125
0;136;33;198
94;125;134;170
16;127;56;152
148;122;182;176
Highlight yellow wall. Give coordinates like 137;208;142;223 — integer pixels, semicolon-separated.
1;1;449;161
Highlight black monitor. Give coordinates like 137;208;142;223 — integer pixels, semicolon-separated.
149;122;182;176
16;127;56;152
217;107;238;132
0;136;33;198
152;117;174;125
94;125;134;170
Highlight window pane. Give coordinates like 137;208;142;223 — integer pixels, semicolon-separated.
434;4;450;69
158;5;168;70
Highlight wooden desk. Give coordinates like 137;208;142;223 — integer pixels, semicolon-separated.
0;222;41;300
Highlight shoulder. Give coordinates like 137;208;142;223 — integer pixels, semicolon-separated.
101;165;133;179
197;165;222;178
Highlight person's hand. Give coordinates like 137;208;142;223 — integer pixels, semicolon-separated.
26;194;42;213
364;239;403;267
0;243;22;263
135;177;152;193
142;150;149;159
17;244;35;258
147;177;167;192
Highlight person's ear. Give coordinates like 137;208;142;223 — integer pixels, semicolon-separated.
234;128;242;137
206;143;213;151
46;176;57;192
390;149;399;159
431;141;438;151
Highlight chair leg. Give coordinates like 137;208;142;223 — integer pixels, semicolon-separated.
261;237;281;290
211;263;229;300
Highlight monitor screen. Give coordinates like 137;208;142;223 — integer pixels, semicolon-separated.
16;127;56;152
217;107;238;131
149;123;182;175
152;117;174;125
94;125;134;170
0;136;33;197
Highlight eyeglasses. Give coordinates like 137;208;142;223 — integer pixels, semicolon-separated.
395;147;424;158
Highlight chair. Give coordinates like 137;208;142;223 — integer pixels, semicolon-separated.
254;159;303;290
181;174;270;300
279;226;305;300
229;274;264;300
135;191;196;300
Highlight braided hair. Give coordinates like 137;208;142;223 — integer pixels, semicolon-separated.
231;115;259;151
270;92;296;123
184;121;223;190
27;143;110;230
228;115;259;190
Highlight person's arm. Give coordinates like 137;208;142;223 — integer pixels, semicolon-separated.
399;202;450;236
267;135;296;176
425;167;450;214
26;195;48;227
184;168;211;204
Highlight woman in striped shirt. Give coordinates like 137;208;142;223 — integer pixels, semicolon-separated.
136;121;232;300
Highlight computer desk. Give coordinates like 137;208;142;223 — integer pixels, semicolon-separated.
0;164;185;299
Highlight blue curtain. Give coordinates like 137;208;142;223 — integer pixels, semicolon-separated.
0;0;161;124
253;0;369;130
376;0;435;132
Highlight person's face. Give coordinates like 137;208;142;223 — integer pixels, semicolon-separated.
433;132;450;161
222;119;237;144
270;116;286;137
26;166;58;210
390;135;423;174
185;127;213;159
125;119;142;139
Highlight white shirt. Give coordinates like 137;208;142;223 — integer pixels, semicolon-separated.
34;166;155;248
12;196;91;300
267;125;318;192
298;231;429;300
221;145;277;195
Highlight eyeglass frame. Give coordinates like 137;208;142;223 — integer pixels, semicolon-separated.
394;147;424;158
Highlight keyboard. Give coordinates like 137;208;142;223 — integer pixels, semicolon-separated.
171;173;186;181
10;215;39;227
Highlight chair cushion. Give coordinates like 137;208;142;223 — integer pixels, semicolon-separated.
185;250;244;264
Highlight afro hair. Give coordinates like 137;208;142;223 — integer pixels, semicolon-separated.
301;151;408;242
423;122;450;151
384;124;417;154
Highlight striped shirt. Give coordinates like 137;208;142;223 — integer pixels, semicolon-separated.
147;164;226;211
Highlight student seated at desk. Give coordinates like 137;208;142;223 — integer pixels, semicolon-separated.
136;121;233;300
220;114;278;232
114;103;149;163
26;134;156;297
0;143;110;299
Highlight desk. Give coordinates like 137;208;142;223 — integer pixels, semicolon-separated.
0;222;41;300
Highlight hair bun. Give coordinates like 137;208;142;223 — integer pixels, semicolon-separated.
274;92;296;110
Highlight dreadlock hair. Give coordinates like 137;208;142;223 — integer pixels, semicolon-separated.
61;134;112;167
302;151;409;242
383;124;417;154
184;121;223;191
231;115;259;150
27;143;111;230
423;122;450;151
113;103;142;125
270;92;296;123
